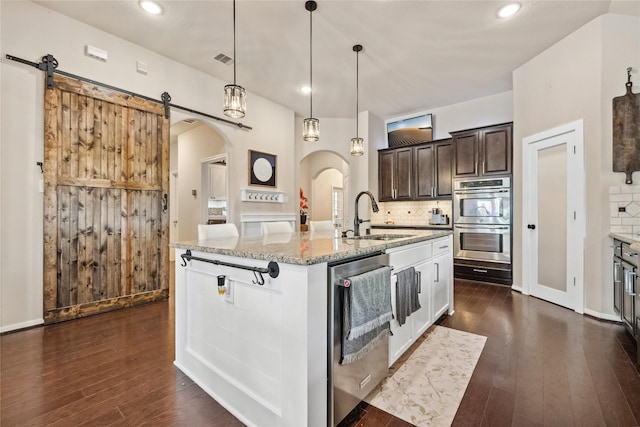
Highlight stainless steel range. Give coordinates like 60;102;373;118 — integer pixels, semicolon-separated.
453;177;512;284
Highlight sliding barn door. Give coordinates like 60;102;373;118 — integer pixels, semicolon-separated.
43;74;169;324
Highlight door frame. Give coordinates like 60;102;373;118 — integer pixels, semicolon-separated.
521;119;585;313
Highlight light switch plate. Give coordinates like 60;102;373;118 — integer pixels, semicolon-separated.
225;280;234;304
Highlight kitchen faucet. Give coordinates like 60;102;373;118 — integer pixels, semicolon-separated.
353;191;379;237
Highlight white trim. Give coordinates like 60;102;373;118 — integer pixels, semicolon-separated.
0;318;44;333
510;284;524;293
583;308;622;323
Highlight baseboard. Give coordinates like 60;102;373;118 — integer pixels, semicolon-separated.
0;318;44;334
511;284;523;293
583;308;622;323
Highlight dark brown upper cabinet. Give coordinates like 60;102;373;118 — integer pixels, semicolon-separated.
379;147;413;201
415;139;452;199
452;122;512;178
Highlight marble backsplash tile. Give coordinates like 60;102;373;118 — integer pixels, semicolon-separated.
372;200;452;226
610;185;640;234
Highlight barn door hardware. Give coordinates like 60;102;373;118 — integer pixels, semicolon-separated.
5;54;58;89
6;53;252;131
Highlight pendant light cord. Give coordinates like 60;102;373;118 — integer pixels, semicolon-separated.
309;6;313;118
355;48;359;138
233;0;237;85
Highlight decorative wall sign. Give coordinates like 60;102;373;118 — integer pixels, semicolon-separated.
249;150;277;187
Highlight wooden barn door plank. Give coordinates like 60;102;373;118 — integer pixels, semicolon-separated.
43;73;169;324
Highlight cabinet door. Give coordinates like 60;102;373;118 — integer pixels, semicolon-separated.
209;163;226;199
388;273;414;366
435;141;452;197
432;237;452;321
411;259;433;339
613;258;623;315
395;148;413;200
414;144;435;199
378;151;395;201
482;125;512;176
453;132;479;178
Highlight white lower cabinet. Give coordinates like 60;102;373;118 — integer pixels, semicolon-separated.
432;237;453;320
387;235;453;366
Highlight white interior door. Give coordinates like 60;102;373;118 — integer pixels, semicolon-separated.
523;120;585;313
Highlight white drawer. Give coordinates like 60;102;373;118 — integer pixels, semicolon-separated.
432;236;452;257
387;240;432;270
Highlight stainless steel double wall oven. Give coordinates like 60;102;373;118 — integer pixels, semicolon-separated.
453;177;512;285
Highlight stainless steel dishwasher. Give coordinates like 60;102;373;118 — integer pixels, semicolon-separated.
327;251;390;426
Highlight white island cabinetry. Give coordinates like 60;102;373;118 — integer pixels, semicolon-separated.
171;230;453;427
386;235;454;366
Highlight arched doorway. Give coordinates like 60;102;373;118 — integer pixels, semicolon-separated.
299;150;350;227
169;119;228;244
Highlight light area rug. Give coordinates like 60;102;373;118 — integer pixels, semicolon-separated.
364;325;487;427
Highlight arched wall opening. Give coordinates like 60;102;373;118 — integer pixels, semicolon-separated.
299;150;350;225
169;113;230;244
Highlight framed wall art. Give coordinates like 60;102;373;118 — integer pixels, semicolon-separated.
248;150;277;187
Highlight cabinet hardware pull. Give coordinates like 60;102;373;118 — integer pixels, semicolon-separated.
435;263;440;282
416;271;422;293
472;268;488;273
439;245;448;250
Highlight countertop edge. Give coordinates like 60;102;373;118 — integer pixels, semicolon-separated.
609;232;640;245
610;232;640;252
171;231;452;266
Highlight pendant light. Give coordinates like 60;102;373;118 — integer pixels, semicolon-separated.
223;0;246;119
303;1;319;142
350;44;364;156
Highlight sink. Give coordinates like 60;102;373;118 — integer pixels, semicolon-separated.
347;233;414;241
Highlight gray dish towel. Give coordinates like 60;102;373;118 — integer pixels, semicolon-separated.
341;266;392;365
395;267;420;326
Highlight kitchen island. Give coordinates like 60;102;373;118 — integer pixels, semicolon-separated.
171;229;453;427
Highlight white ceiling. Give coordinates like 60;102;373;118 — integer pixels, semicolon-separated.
35;0;640;121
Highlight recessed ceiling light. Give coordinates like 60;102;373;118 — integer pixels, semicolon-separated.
139;0;163;15
301;86;312;94
497;2;521;18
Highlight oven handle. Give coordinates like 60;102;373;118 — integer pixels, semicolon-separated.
455;225;510;230
454;189;510;195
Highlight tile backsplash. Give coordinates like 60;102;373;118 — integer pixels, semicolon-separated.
371;200;452;226
610;185;640;234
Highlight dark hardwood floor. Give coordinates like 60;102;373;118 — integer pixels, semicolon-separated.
1;279;638;426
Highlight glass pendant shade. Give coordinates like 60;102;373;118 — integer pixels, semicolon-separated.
350;137;364;156
303;117;320;142
223;0;246;119
223;84;246;119
350;44;364;156
303;1;319;142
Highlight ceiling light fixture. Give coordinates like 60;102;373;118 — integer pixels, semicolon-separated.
497;2;521;18
303;0;319;142
223;0;246;119
301;86;312;94
350;44;364;157
139;0;163;15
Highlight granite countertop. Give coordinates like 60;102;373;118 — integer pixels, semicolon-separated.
170;229;452;266
609;232;640;251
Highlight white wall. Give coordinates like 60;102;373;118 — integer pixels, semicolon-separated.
513;13;640;317
0;1;295;331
